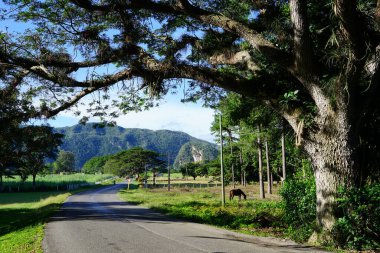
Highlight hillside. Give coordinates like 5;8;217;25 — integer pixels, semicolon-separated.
173;141;219;169
55;123;218;169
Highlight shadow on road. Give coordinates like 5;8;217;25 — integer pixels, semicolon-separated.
45;184;326;253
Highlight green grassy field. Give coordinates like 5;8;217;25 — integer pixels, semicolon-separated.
0;174;117;253
1;173;114;192
0;191;70;253
118;183;285;238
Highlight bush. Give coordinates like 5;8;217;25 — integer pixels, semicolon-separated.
332;183;380;250
279;170;316;242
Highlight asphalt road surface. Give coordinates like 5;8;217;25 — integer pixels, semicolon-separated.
43;183;327;253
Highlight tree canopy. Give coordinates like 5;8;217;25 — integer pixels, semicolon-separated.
1;0;380;237
54;150;76;173
0;87;63;188
82;155;111;174
18;125;63;188
103;147;165;177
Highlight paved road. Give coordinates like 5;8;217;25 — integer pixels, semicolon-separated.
43;183;327;253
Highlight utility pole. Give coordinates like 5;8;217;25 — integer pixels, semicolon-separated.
229;133;235;188
257;125;265;199
281;121;286;182
265;141;272;194
219;114;225;206
167;153;171;191
144;164;147;188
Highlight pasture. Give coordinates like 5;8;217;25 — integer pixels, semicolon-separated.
118;183;285;238
1;173;114;192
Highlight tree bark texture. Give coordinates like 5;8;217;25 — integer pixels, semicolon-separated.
302;110;357;231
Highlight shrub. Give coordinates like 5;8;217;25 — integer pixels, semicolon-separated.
279;169;316;242
332;183;380;250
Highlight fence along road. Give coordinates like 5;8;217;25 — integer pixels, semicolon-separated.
43;182;327;253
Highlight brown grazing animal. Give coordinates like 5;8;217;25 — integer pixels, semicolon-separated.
229;189;246;201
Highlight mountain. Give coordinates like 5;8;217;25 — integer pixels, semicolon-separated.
173;141;219;169
55;123;218;169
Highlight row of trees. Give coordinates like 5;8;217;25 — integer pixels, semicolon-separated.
177;92;309;196
210;93;307;198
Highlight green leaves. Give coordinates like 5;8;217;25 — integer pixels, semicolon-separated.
280;90;299;105
279;172;316;242
103;147;164;177
54;150;76;173
333;184;380;250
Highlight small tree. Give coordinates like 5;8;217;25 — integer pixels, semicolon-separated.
82;155;110;174
54;150;76;173
180;162;198;180
0;87;34;190
18;126;62;190
195;164;208;178
205;159;221;179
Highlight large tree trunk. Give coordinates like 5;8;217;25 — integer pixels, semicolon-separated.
302;112;357;234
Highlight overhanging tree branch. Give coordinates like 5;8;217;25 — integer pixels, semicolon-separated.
70;0;328;114
42;86;100;118
289;0;314;74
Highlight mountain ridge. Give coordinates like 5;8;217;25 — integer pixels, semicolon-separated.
55;123;218;169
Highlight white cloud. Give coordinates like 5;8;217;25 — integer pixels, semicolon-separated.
114;103;216;142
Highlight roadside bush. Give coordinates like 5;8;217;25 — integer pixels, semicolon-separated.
279;169;316;242
332;183;380;250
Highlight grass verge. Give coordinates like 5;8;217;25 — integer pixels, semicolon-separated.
0;192;70;253
0;181;117;253
118;185;285;238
